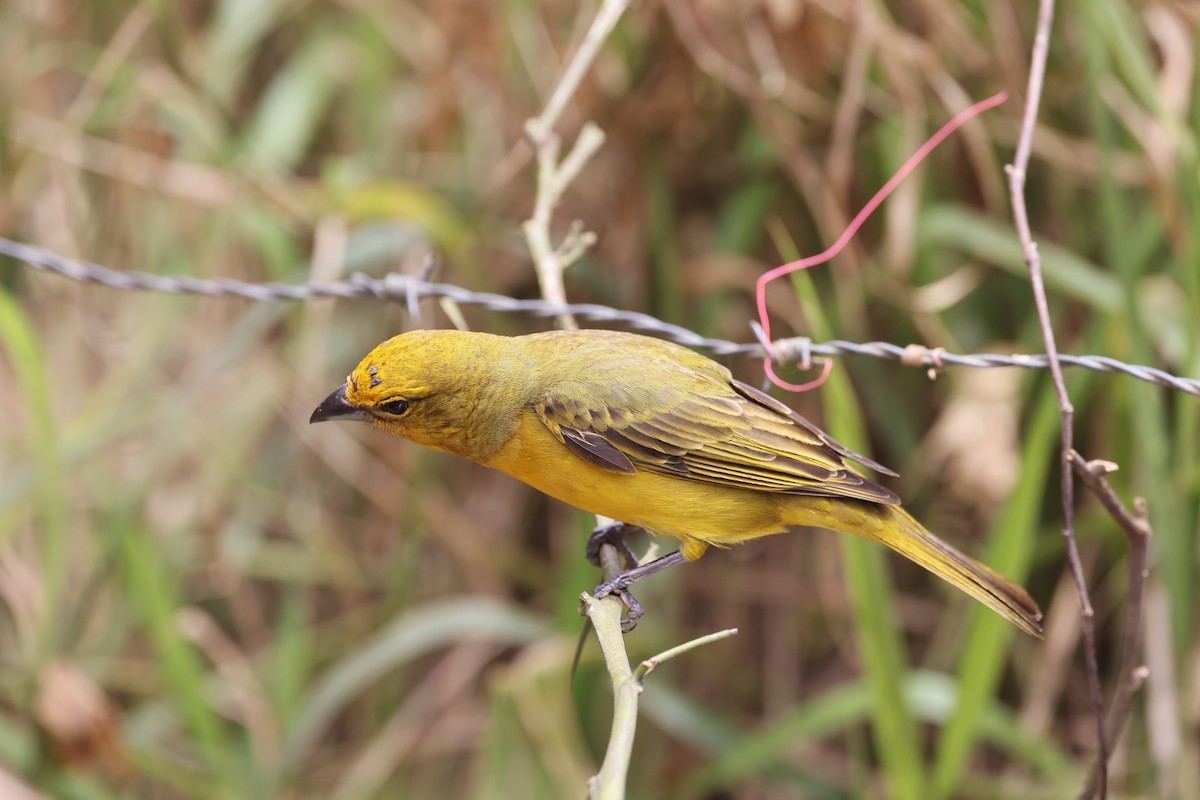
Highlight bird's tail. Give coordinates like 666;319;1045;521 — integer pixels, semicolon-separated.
822;501;1044;637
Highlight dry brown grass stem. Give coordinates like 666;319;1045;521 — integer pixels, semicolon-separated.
1006;1;1152;797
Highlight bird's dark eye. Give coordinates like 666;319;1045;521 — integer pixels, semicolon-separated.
378;398;411;416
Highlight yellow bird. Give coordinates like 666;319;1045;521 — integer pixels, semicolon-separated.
311;328;1042;636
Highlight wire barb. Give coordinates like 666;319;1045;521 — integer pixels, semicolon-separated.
2;235;1197;398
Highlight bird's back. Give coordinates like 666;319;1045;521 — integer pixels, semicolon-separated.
519;329;735;402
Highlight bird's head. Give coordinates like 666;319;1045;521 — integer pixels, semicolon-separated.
309;329;528;459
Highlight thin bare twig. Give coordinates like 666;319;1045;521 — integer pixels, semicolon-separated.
527;1;630;142
1005;1;1108;796
521;0;629;329
522;122;603;329
634;627;739;682
579;546;740;799
579;544;639;800
1070;452;1152;800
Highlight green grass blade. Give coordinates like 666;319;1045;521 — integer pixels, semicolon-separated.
0;290;67;666
643;686;851;800
932;376;1064;798
771;228;927;800
242;30;343;173
283;597;550;772
920;207;1122;311
203;0;292;104
676;670;1074;798
115;513;239;797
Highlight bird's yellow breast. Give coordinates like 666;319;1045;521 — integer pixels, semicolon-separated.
484;412;788;559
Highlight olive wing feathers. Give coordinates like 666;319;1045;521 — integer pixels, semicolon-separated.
533;359;899;505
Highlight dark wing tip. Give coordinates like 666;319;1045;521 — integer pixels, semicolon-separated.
731;379;900;478
560;426;637;474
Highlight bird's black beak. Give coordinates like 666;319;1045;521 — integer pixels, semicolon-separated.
310;384;370;424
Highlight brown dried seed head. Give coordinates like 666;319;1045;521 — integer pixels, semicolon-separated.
35;662;125;777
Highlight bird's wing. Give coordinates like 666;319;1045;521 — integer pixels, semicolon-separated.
533;366;899;505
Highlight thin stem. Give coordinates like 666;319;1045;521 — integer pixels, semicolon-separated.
581;544;640;800
522;1;628;329
580;545;740;799
634;628;739;682
1007;0;1108;795
1070;453;1152;800
527;1;631;145
522;123;606;329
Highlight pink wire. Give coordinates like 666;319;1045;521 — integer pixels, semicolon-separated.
756;90;1009;392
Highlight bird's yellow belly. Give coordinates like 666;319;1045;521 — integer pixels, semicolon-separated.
484;414;787;558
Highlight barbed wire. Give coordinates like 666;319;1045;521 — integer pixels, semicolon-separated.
2;235;1197;397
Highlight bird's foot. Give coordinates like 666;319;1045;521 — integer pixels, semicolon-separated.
589;574;646;633
580;550;689;633
585;521;642;570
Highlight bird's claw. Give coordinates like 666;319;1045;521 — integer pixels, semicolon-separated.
585;521;642;570
582;529;681;633
584;574;645;633
617;591;644;632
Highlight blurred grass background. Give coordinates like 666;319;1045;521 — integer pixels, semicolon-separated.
0;1;1197;798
